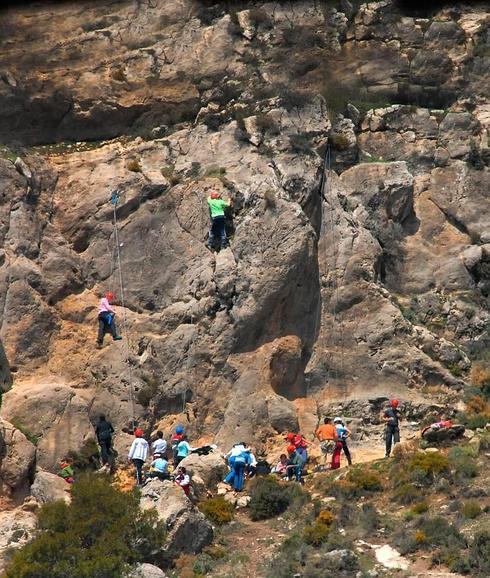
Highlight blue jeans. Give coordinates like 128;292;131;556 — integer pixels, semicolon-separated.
208;216;227;248
233;461;246;491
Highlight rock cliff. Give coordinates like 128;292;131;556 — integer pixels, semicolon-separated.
0;0;488;464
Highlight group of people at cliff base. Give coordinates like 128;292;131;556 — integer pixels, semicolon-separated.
58;400;402;493
127;424;193;494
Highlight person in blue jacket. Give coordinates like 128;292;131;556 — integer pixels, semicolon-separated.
231;448;251;491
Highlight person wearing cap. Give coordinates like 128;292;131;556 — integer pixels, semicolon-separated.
171;425;185;467
333;417;352;466
383;399;401;457
97;292;122;347
128;428;149;486
206;190;232;251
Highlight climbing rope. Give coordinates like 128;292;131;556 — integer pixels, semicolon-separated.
110;191;137;431
318;142;345;391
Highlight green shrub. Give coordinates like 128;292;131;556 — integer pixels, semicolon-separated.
434;547;470;574
448;446;479;479
127;159;142;173
323;479;358;499
303;522;330;546
10;419;39;446
199;497;234;526
394;482;420;505
460;500;482;519
248;477;291;521
417;516;466;550
468;531;490;576
407;451;449;483
160;165;182;187
347;467;383;492
411;501;430;515
5;475;165;577
329;133;350;151
67;438;100;472
303;510;335;546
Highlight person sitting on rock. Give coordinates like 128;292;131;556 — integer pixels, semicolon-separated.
273;453;289;477
95;414;115;467
149;453;170;481
152;430;167;458
97;292;122;347
286;445;303;483
206;190;232;251
174;435;195;467
58;458;75;484
175;466;191;496
315;417;338;468
383;399;401;458
128;428;149;487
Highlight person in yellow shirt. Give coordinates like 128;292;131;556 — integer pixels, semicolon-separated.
206;191;232;251
315;417;338;467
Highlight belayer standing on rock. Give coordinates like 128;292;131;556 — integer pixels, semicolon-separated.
96;292;122;347
205;191;232;251
95;414;114;467
383;399;401;458
128;428;149;487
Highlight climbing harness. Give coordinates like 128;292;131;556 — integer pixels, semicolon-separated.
110;190;137;431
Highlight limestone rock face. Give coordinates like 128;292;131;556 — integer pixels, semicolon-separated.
140;479;213;558
0;0;486;467
127;563;166;578
30;470;72;504
0;419;35;498
0;509;37;575
1;383;94;470
178;450;227;491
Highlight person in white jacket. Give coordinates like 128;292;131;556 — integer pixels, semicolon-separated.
128;428;149;486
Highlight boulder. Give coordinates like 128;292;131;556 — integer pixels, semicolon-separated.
1;383;94;470
30;470;71;504
127;563;167;578
179;450;228;492
421;425;465;444
0;509;37;574
140;479;213;559
267;395;299;433
0;418;36;498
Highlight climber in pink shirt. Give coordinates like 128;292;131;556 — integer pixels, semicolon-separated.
97;292;122;347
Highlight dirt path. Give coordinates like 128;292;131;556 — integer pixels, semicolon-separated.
210;512;288;578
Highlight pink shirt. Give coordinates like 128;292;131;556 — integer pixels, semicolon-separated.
98;298;115;314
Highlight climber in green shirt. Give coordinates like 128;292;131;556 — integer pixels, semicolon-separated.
206;191;232;251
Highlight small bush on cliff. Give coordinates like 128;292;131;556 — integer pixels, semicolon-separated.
199;497;234;525
5;475;165;578
248;476;308;521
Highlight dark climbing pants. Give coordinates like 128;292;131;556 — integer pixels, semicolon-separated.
98;439;112;465
340;440;352;465
385;426;400;456
132;458;144;486
97;312;118;344
149;471;170;481
208;216;227;248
